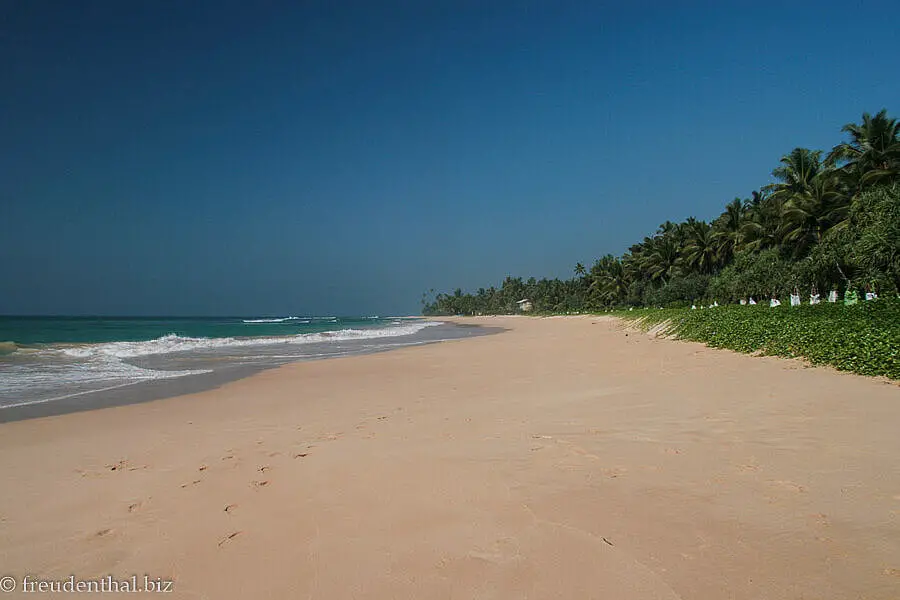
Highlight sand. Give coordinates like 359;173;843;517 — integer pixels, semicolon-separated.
1;315;899;599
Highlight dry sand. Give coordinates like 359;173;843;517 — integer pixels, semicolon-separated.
1;315;899;599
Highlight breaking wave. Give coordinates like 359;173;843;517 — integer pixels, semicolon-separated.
55;321;442;359
242;316;303;323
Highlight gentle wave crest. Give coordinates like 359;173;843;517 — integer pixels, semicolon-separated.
0;358;212;409
56;321;441;359
242;316;302;323
0;320;446;410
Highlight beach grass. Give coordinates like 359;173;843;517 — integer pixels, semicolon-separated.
617;298;900;379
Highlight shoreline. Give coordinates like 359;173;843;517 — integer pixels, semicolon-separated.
0;321;503;423
1;315;898;599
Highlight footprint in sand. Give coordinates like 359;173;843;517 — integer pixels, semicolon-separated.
810;513;830;526
770;480;807;493
570;446;601;460
293;452;309;459
94;528;114;538
258;466;270;473
221;453;243;468
105;460;149;473
217;531;242;547
601;467;626;479
251;480;269;489
180;479;202;489
127;501;143;513
554;439;601;461
224;504;238;514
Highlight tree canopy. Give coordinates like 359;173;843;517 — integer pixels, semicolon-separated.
423;110;900;315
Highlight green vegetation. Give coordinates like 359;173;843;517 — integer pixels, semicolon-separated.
620;299;900;379
423;110;900;315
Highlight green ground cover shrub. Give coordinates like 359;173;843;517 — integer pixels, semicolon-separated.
620;297;900;379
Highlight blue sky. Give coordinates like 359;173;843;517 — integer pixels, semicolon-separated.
1;1;897;315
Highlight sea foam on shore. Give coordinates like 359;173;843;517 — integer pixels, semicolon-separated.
0;317;452;410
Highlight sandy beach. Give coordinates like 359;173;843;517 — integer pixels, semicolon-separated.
1;315;898;599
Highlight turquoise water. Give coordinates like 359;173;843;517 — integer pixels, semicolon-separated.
0;315;393;346
0;315;453;410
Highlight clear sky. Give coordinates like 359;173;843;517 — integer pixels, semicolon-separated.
1;1;897;316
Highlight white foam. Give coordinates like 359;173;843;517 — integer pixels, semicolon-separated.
54;321;442;360
242;316;302;323
1;381;151;409
0;320;445;409
0;354;210;409
0;366;211;410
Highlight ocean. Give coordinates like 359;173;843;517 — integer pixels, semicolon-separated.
0;315;487;415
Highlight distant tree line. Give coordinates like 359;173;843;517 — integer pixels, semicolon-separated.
423;110;900;315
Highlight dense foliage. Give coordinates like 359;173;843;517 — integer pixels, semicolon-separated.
423;110;900;315
620;298;900;379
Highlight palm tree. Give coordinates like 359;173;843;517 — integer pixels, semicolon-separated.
644;235;681;283
681;220;719;274
423;110;898;312
741;195;785;252
827;109;900;191
748;189;768;208
759;147;850;257
656;221;680;237
779;173;848;257
589;255;631;306
713;197;747;260
765;148;825;201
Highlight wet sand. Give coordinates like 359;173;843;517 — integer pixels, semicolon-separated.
0;315;898;599
0;322;500;423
